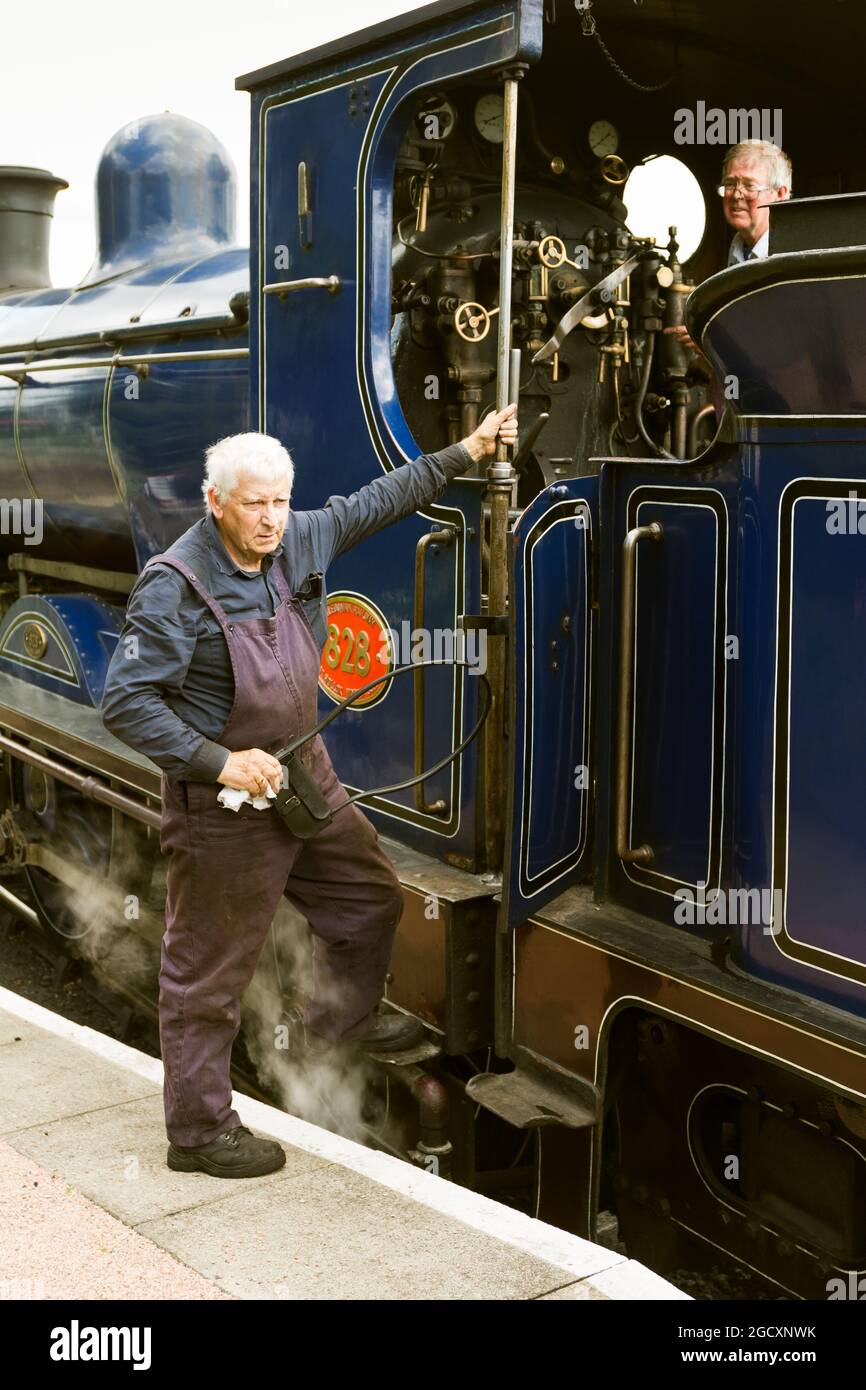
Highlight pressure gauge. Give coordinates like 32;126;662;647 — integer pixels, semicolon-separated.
588;119;619;158
474;92;505;143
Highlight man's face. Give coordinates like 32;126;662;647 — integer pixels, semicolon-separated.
208;471;291;568
722;156;788;245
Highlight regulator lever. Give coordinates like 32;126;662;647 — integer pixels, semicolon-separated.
512;411;550;471
532;254;640;364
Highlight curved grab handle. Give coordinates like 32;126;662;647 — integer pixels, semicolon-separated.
616;521;664;865
262;276;340;297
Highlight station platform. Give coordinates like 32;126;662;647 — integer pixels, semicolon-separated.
0;986;687;1302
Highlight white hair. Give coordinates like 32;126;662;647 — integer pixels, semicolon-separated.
202;432;295;509
723;139;792;193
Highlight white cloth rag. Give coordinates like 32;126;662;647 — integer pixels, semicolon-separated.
217;783;278;812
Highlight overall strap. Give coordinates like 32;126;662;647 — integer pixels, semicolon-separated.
143;555;230;629
269;561;291;602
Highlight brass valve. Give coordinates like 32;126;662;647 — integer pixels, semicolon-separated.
538;235;574;270
600;154;629;185
453;301;500;342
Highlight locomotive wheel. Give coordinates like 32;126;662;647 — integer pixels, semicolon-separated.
18;765;112;940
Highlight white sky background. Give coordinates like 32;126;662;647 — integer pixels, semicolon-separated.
5;0;705;284
5;0;431;287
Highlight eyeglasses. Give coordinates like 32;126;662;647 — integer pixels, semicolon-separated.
716;180;774;198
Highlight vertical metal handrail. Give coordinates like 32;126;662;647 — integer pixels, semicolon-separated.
616;521;664;865
484;71;522;873
413;529;454;815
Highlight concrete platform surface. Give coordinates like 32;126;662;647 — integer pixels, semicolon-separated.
0;986;689;1302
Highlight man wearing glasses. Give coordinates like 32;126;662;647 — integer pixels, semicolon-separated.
666;139;792;355
720;137;792;263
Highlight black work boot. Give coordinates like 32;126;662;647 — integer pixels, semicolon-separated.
344;1012;424;1053
167;1124;286;1178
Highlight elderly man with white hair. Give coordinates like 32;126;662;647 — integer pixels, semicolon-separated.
666;139;792;359
101;409;517;1178
720;138;792;263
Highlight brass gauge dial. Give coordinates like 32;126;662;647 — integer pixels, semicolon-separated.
588;119;619;158
474;92;505;144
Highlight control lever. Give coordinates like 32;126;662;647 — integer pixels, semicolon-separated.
512;411;550;471
532;254;640;364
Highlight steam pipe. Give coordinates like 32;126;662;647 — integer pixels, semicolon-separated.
0;882;39;927
687;402;718;457
0;732;161;829
372;1058;453;1178
672;383;690;459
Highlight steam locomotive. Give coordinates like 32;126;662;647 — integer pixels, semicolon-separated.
1;0;865;1298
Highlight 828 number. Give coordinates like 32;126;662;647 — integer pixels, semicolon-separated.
324;622;371;677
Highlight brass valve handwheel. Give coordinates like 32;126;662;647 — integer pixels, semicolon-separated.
538;235;568;269
454;301;495;342
601;154;629;186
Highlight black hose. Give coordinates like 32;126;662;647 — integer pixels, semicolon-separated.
275;659;491;814
634;334;676;460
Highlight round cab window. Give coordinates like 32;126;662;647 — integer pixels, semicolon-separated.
623;155;706;263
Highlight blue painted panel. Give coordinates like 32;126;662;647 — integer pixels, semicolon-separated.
502;477;596;926
701;274;866;416
0;594;124;706
630;495;723;888
786;497;866;963
251;6;529;865
595;456;737;930
734;439;866;1018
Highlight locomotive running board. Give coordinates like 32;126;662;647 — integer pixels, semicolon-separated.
466;1048;599;1130
0;674;160;798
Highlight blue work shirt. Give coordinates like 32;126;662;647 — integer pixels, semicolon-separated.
100;441;473;781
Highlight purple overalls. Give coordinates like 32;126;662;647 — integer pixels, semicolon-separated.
150;555;404;1147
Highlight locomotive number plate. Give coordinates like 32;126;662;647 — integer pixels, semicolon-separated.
318;592;393;708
